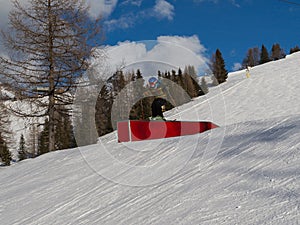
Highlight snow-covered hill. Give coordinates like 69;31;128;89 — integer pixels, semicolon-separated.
1;53;300;224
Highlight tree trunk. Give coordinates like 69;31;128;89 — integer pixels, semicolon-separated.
48;0;55;152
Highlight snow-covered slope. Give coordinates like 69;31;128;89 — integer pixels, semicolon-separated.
1;53;300;224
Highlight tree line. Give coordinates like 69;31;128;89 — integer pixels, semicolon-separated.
242;43;300;68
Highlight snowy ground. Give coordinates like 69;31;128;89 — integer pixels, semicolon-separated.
1;53;300;224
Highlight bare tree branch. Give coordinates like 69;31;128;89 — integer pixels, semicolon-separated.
0;0;104;151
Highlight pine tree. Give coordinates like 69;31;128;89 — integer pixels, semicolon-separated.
211;49;228;84
38;110;77;154
54;107;77;150
38;119;50;155
18;134;27;161
136;69;143;79
129;70;149;120
95;84;114;137
259;45;270;64
0;134;12;166
157;70;162;78
0;99;12;164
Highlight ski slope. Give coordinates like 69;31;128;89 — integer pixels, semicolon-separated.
1;53;300;224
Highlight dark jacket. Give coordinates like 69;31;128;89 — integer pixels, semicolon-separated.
151;98;166;120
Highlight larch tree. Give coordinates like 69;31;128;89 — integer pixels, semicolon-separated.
183;65;202;97
242;47;260;68
271;43;286;61
200;77;209;94
0;0;102;152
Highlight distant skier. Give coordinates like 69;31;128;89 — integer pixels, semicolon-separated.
150;98;166;121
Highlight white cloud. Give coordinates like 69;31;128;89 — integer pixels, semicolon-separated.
232;62;242;71
104;14;136;31
153;0;175;21
229;0;240;8
104;41;148;70
0;0;118;29
94;35;209;79
157;35;206;55
87;0;118;18
0;0;118;54
194;0;240;7
193;0;219;3
120;0;143;7
105;0;175;31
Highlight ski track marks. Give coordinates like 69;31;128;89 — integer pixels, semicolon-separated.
1;53;300;224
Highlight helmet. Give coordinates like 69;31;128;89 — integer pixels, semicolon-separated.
148;77;159;88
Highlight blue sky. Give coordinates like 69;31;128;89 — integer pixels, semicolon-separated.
100;0;300;71
0;0;299;73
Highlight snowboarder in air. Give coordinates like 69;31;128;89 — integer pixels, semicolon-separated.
144;77;167;121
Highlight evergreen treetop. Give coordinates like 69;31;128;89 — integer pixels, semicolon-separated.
260;45;271;64
211;49;228;84
18;134;27;161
